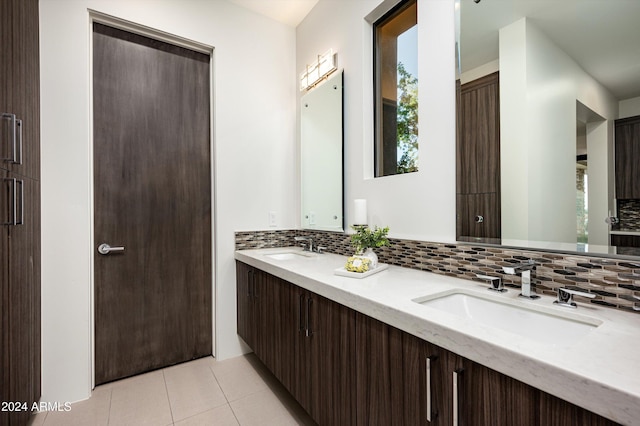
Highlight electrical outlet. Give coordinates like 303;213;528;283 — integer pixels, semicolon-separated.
269;211;277;227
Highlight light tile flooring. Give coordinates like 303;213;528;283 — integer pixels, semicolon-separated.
28;354;316;426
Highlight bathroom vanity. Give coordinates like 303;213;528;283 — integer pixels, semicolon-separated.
235;247;639;425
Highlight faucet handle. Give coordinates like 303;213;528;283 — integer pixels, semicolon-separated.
315;246;327;254
476;274;506;293
554;287;596;309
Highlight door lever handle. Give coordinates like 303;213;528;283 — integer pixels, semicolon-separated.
98;243;125;255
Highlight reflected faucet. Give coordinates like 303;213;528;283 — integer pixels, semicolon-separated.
502;260;540;299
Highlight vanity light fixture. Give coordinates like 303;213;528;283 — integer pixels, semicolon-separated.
300;49;337;91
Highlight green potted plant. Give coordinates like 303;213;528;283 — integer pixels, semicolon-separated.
350;225;390;268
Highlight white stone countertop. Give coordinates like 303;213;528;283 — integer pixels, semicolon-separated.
235;247;640;425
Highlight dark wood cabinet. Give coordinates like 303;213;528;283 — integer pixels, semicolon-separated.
1;0;41;424
457;72;501;240
236;262;355;426
354;313;405;426
614;116;640;199
302;291;355;425
235;261;620;426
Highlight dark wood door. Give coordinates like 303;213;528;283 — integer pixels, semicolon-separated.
457;72;501;240
457;193;501;239
93;23;212;384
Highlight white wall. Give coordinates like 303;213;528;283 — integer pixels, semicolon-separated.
500;18;617;243
620;96;640;118
296;0;457;242
40;0;296;403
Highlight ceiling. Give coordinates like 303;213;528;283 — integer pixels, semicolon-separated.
227;0;319;27
460;0;640;100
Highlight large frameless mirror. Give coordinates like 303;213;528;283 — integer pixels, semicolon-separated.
301;71;344;231
456;0;640;257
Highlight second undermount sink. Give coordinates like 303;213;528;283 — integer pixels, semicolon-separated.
264;250;316;261
413;290;602;346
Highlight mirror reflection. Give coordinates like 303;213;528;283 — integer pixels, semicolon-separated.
456;0;640;256
301;71;344;231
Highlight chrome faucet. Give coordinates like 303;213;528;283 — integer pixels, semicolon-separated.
475;274;506;292
294;236;313;252
502;260;540;299
554;287;596;308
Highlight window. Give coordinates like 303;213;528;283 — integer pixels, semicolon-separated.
374;0;418;177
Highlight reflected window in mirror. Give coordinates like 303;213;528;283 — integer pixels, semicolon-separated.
374;0;418;177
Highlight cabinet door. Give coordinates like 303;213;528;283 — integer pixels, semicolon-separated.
4;0;40;179
267;275;298;394
539;391;620;426
424;341;464;426
308;293;355;426
0;171;9;425
615;116;640;199
458;359;538;426
1;175;40;425
235;261;255;349
355;313;405;426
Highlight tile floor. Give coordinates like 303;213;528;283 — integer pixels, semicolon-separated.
28;354;316;426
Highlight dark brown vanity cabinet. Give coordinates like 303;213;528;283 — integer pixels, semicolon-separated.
236;262;620;426
614;115;640;199
456;72;501;240
236;262;355;426
1;0;41;424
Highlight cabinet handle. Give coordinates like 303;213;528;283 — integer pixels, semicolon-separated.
16;179;24;225
1;114;22;165
426;355;437;422
299;294;306;332
3;178;17;226
453;368;464;426
305;297;313;337
15;118;22;165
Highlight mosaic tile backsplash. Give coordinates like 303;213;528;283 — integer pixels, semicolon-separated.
617;199;640;231
235;229;640;314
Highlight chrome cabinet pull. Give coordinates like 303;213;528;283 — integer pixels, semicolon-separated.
299;294;306;332
475;215;484;223
453;368;463;426
1;113;22;164
305;297;313;337
15;118;22;165
97;243;125;255
3;178;17;226
426;355;437;422
16;179;24;225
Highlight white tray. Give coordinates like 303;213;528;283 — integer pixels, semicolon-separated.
334;263;389;279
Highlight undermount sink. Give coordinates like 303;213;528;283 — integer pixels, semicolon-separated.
413;290;602;346
264;250;316;261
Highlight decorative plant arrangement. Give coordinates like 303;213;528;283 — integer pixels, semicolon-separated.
343;225;390;273
350;225;390;254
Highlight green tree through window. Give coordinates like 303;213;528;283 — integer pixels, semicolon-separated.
397;62;418;173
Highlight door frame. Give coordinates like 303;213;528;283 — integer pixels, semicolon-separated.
87;10;216;390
